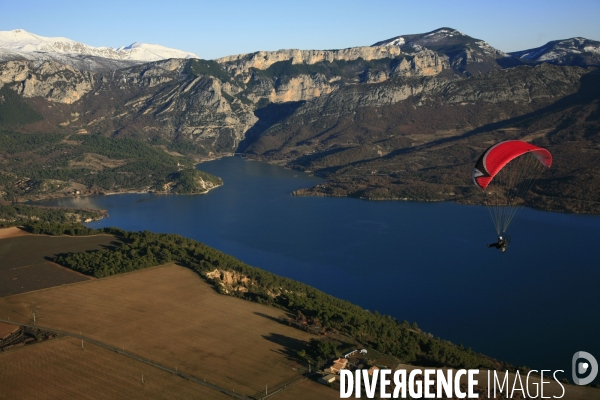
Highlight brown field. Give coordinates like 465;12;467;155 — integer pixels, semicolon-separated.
3;245;592;399
274;378;339;399
0;336;231;400
0;227;29;240
0;233;121;296
0;264;339;399
0;322;18;339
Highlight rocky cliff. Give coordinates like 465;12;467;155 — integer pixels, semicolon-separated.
0;44;452;152
0;60;94;104
231;49;449;106
216;46;402;77
0;58;256;152
373;27;520;75
0;27;598;212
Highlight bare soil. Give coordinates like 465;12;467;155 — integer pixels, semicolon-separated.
0;227;29;240
0;323;17;340
274;378;340;399
0;234;121;297
2;264;319;398
0;336;231;399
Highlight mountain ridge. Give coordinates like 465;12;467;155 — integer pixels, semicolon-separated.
0;28;598;213
0;29;200;61
4;27;600;70
0;29;199;72
509;37;600;67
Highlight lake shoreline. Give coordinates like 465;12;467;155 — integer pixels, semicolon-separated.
35;156;600;375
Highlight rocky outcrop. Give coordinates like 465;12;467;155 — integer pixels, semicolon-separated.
205;268;251;293
0;57;256;151
217;46;402;78
361;50;449;83
0;34;594;158
137;75;257;147
391;50;448;77
0;60;94;104
0;44;444;151
434;63;587;104
267;74;334;102
237;50;448;105
373;28;516;76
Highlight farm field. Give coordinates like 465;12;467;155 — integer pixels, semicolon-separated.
0;336;231;399
0;263;338;399
274;378;340;399
0;227;29;240
2;234;594;399
0;230;121;296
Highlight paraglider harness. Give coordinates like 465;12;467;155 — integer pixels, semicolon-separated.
488;236;510;252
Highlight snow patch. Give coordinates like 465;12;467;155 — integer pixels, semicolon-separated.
538;51;560;61
0;29;199;62
584;45;600;54
384;37;405;47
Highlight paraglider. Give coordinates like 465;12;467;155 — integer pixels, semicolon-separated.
472;140;552;251
487;236;508;252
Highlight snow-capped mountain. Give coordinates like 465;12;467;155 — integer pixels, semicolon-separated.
373;28;506;55
372;27;519;75
0;29;199;71
509;37;600;67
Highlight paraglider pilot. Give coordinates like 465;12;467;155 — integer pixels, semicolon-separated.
488;236;507;252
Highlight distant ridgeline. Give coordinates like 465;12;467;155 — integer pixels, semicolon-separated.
1;28;600;212
30;221;516;372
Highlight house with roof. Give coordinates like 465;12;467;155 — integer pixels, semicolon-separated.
324;357;349;374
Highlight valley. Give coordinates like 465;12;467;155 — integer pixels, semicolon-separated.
0;27;598;212
1;5;599;398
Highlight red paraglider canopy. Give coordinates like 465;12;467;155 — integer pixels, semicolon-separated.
472;140;552;190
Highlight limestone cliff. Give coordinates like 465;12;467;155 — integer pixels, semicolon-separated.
234;49;449;106
391;50;448;77
0;58;256;152
0;28;597;213
217;46;402;78
0;32;595;162
0;60;94;104
266;74;334;103
0;44;449;152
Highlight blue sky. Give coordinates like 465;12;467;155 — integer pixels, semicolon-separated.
1;0;599;59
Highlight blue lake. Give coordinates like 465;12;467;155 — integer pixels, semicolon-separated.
39;156;600;377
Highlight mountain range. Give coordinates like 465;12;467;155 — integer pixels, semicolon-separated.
0;28;599;212
0;29;199;71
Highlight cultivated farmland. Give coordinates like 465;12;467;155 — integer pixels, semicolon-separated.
0;263;339;399
0;230;122;296
0;336;231;399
